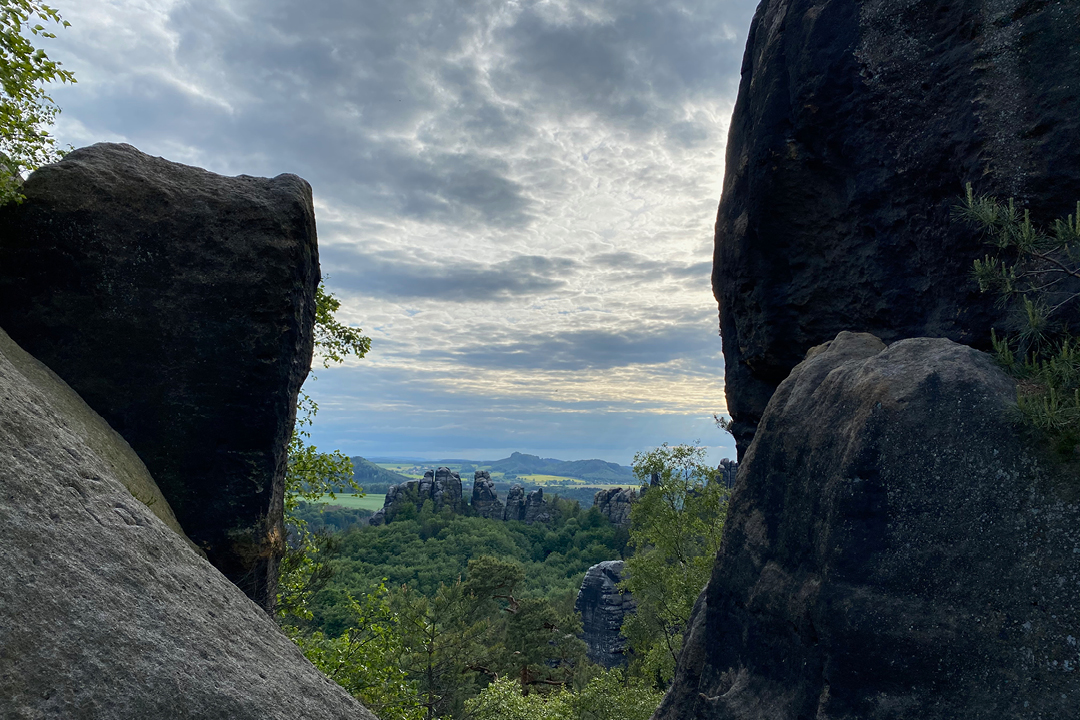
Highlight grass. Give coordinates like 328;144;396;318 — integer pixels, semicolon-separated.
313;493;386;511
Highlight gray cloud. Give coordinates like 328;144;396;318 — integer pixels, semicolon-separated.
445;325;718;371
321;247;579;302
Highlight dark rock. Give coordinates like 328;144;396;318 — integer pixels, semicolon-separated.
715;459;738;490
523;487;551;524
593;487;636;527
0;324;375;719
503;485;550;524
370;466;463;524
575;560;634;669
471;470;504;519
655;332;1080;720
432;466;463;511
0;143;319;611
714;0;1080;456
503;485;527;522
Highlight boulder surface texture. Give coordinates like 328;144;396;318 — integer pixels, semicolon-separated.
0;143;319;610
655;332;1080;720
0;326;374;719
575;560;635;668
715;0;1080;456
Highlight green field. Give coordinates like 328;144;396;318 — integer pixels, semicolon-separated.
313;493;385;511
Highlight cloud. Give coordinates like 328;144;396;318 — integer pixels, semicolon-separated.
320;246;579;302
445;325;717;371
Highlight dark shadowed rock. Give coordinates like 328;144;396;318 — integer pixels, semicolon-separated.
715;459;738;490
0;326;375;719
655;332;1080;720
432;466;463;511
714;0;1080;456
370;467;463;524
503;485;527;522
593;487;636;527
523;487;551;524
575;560;635;669
0;143;319;611
471;470;504;519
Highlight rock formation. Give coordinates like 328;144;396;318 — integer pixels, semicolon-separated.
655;332;1080;719
575;560;634;669
0;326;374;719
0;143;319;610
715;459;737;490
593;487;636;527
370;466;464;524
471;470;504;519
714;0;1080;456
503;485;550;524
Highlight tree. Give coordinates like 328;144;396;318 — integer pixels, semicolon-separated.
278;283;370;617
620;443;728;687
290;583;426;720
464;670;662;720
958;185;1080;453
0;0;75;203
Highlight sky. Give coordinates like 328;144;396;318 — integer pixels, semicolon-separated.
43;0;758;466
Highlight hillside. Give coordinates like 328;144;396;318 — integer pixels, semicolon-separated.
486;451;633;482
349;456;411;487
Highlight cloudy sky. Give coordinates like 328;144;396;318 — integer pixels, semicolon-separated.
44;0;756;465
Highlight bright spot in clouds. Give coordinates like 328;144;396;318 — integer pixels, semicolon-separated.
47;0;757;464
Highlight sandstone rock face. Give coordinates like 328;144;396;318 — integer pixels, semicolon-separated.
655;332;1080;720
370;466;464;524
471;470;504;519
0;143;319;610
503;485;527;521
0;326;374;719
714;0;1080;456
503;485;550;524
575;560;635;669
593;487;636;527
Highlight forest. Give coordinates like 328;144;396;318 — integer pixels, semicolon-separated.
279;444;729;720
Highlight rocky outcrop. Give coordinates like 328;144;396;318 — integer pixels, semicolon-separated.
655;332;1080;720
370;466;464;524
715;459;737;490
504;485;550;524
0;325;375;719
0;143;319;610
593;487;636;527
714;0;1080;456
575;560;634;669
471;470;504;519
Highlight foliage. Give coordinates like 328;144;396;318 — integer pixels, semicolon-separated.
308;504;621;635
958;185;1080;453
464;670;662;720
289;583;427;720
621;443;728;687
278;283;371;618
0;0;74;204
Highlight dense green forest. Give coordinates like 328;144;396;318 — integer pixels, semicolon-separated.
281;444;727;720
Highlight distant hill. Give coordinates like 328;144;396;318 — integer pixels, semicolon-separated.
349;456;411;488
487;452;633;482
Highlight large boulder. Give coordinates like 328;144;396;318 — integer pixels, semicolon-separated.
575;560;635;668
471;470;504;519
714;0;1080;456
593;487;636;527
654;332;1080;720
0;327;375;719
0;143;319;610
